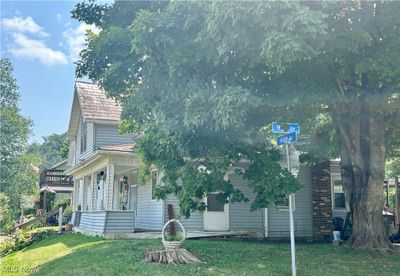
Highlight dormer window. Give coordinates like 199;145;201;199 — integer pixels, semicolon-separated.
80;119;87;153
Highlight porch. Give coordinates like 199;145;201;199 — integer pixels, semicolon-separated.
72;210;135;237
71;210;260;239
67;147;141;237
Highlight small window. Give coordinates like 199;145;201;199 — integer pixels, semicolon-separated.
207;194;224;212
277;193;296;211
332;174;346;209
278;195;289;209
151;171;158;200
80;120;87;153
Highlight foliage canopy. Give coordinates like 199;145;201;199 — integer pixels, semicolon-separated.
72;0;400;243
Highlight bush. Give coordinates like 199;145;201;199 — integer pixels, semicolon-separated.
0;193;13;233
55;198;71;210
0;228;55;257
45;193;56;211
24;207;37;217
64;205;73;222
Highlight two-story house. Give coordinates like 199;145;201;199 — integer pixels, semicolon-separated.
66;81;348;241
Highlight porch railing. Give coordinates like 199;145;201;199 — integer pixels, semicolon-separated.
40;169;74;187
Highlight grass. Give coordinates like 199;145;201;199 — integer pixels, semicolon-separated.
1;234;400;276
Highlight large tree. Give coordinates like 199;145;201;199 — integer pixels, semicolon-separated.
0;58;41;218
73;1;400;251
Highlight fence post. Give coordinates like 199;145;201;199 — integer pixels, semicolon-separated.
58;207;63;234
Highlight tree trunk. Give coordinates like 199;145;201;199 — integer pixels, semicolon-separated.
337;107;394;253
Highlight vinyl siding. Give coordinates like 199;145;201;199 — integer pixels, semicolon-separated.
94;124;134;149
135;184;163;230
67;141;76;166
79;211;106;233
229;175;263;230
70;211;76;225
164;174;264;231
104;211;135;233
164;195;204;231
267;165;313;238
74;119;94;163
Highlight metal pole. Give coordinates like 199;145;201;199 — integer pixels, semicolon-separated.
286;143;297;276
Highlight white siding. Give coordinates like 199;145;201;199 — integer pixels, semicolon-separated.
79;212;106;233
135;184;163;230
105;211;135;233
229;175;264;230
74;119;94;163
267;165;313;238
67;141;76;166
95;124;134;149
164;174;264;231
164;195;204;231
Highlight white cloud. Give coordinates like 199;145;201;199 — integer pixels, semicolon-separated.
62;23;100;62
8;33;68;66
2;16;49;37
56;14;62;22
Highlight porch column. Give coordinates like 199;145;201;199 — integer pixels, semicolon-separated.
73;177;79;211
105;163;115;210
91;173;96;210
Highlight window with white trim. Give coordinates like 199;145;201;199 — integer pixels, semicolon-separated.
278;194;295;211
80;119;87;153
331;174;346;209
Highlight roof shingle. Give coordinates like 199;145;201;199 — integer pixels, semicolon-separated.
75;81;122;122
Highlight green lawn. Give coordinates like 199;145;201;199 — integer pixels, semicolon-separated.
1;234;399;276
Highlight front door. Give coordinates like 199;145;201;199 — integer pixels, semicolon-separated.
203;193;229;231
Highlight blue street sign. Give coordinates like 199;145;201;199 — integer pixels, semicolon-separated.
277;132;297;145
286;123;300;134
272;122;286;133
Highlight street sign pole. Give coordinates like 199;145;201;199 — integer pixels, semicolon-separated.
285;143;296;276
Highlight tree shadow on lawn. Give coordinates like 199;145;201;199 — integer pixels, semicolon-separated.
23;238;400;276
30;239;309;276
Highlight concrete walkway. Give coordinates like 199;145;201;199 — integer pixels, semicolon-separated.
73;227;259;239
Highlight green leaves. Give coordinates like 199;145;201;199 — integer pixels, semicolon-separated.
0;58;40;219
73;1;400;217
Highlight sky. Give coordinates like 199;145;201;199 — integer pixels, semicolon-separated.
1;1;101;143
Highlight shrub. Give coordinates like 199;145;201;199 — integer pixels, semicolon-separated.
24;207;37;217
0;193;13;233
55;198;71;210
64;205;73;222
0;228;54;257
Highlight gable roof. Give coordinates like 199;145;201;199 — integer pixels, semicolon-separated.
67;81;122;140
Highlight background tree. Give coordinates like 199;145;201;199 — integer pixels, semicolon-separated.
73;1;400;251
27;132;68;169
0;58;41;219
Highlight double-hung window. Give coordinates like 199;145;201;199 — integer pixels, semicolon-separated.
80;119;87;153
331;173;346;209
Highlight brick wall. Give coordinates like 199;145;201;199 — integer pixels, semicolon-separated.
311;161;333;241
